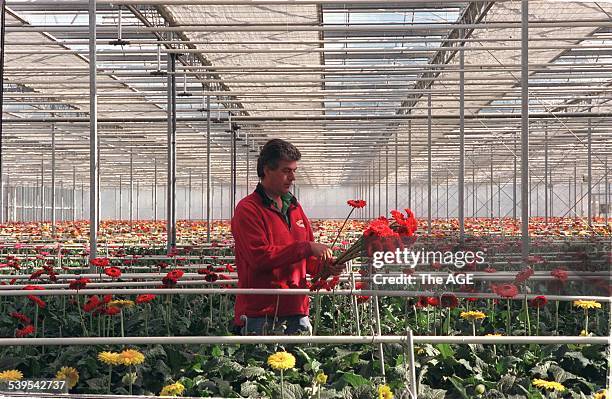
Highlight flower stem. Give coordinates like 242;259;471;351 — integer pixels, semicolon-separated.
280;369;285;399
330;208;355;249
555;301;559;334
584;309;589;334
107;366;112;394
120;309;125;338
129;365;133;395
524;295;531;336
536;308;540;336
506;299;511;335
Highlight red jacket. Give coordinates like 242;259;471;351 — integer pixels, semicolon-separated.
231;184;321;325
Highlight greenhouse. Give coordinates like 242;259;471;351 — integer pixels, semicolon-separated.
0;0;610;397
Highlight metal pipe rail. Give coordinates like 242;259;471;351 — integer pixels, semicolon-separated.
0;335;607;347
2;270;608;281
3;287;609;303
8;21;612;32
3;112;612;123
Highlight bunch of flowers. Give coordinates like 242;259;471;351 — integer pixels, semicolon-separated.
310;208;417;290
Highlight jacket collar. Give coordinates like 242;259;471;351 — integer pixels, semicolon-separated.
255;182;298;208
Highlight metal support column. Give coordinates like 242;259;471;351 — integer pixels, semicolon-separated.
394;129;398;209
544;127;548;223
408;120;412;211
51;124;56;237
129;152;133;224
206;95;211;242
605;157;609;224
167;53;177;251
153;159;157;221
378;154;381;217
136;181;139;220
188;169;192;220
446;173;449;221
587;118;592;227
89;0;99;261
520;0;530;262
490;146;493;219
574;162;577;219
458;41;465;240
40;159;44;221
72;166;76;221
513;134;517;220
385;145;389;215
427;93;432;234
0;0;5;225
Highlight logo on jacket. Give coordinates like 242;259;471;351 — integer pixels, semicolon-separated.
296;219;305;228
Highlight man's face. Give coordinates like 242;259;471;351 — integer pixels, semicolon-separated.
263;159;298;195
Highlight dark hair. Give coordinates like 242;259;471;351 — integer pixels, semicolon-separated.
257;139;301;178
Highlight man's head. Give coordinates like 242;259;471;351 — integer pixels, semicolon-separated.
257;139;301;196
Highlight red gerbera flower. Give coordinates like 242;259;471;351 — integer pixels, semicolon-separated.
89;257;110;268
347;199;367;208
427;297;440;307
166;270;184;280
204;273;218;283
364;217;397;238
529;295;548;308
104;306;120;315
104;267;122;278
440;294;459;309
15;324;35;338
27;296;46;309
29;269;45;281
83;295;102;312
135;294;156;304
551;268;569;282
9;312;31;324
493;283;519;298
514;267;534;284
416;296;429;308
162;276;178;288
69;277;90;290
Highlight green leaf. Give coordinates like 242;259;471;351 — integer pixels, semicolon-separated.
240;381;260;397
550;364;576;383
241;366;267;379
497;374;516;393
340;372;369;388
211;345;223;358
435;344;454;359
448;376;469;399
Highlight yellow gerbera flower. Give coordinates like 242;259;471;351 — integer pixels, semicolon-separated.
108;300;135;309
573;300;602;310
532;378;565;392
460;311;486;321
485;333;503;336
55;366;79;389
159;381;185;397
594;389;607;399
267;351;296;371
315;371;328;384
0;369;23;381
98;351;122;366
378;384;393;399
119;349;145;366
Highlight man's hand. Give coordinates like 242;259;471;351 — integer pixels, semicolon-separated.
323;260;345;276
310;242;333;262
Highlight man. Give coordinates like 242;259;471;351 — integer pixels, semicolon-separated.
231;139;343;335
